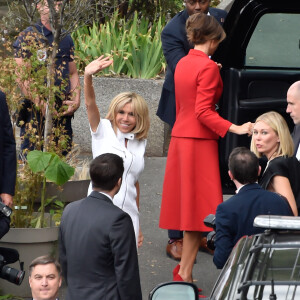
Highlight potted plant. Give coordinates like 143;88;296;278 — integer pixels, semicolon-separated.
0;1;93;296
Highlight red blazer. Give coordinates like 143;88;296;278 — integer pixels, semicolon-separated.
172;49;232;139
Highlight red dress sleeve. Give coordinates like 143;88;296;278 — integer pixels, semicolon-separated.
195;62;232;138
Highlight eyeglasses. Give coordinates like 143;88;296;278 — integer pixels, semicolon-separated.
186;0;210;5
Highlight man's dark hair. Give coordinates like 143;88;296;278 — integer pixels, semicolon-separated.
90;153;124;191
228;147;259;184
29;255;61;276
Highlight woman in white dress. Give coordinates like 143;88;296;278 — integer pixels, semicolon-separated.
84;56;150;247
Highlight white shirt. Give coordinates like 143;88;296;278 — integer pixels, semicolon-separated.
89;119;147;243
296;143;300;161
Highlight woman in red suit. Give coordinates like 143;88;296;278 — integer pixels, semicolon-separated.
159;13;253;284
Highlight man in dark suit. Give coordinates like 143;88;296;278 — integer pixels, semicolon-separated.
29;255;62;300
0;91;16;238
213;147;293;269
157;0;227;127
59;153;142;300
157;0;227;261
287;81;300;160
0;91;16;209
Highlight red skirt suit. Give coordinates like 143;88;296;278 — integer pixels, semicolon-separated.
159;49;232;231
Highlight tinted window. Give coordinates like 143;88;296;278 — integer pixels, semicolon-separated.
247;247;300;299
246;13;300;68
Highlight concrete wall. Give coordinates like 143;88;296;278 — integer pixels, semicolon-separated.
73;77;166;157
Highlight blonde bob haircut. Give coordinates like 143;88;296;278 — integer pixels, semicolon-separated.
250;111;294;158
186;12;226;45
106;92;150;140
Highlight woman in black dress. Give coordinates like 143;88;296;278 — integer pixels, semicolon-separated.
251;111;300;215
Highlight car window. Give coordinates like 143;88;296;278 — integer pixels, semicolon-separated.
246;13;300;68
246;247;300;299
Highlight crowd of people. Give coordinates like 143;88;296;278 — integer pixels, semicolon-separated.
1;0;300;299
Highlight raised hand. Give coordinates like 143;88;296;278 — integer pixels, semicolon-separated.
84;55;113;76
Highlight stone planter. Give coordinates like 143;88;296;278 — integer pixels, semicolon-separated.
45;179;90;204
0;221;58;297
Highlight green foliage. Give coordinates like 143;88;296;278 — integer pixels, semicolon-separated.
0;32;74;229
0;294;24;300
91;0;184;23
49;199;65;226
27;151;75;186
26;150;74;228
72;11;166;79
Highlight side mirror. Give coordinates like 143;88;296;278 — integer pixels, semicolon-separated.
149;282;199;300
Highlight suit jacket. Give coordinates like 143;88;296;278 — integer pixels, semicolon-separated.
172;49;231;139
292;124;300;156
156;8;227;127
0;91;16;196
59;191;142;300
213;184;293;269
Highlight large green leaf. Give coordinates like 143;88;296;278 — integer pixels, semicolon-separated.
45;156;75;186
27;150;53;173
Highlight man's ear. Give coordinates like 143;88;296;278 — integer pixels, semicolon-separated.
117;177;122;188
29;276;32;287
258;165;261;177
228;170;234;181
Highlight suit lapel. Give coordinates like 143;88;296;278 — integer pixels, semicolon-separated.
292;125;300;154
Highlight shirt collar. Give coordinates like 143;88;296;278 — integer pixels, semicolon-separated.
98;191;113;201
296;143;300;161
236;182;259;194
117;129;135;142
35;20;52;37
235;184;246;194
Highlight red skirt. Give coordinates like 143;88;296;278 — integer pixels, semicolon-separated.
159;137;223;232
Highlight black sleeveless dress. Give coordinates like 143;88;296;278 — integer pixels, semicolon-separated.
259;156;300;213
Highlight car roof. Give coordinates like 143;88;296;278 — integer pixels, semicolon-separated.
210;217;300;299
238;229;300;299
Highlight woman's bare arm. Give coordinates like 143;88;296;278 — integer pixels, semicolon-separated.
84;56;113;132
269;175;298;216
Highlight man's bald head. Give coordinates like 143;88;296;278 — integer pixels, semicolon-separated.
287;81;300;125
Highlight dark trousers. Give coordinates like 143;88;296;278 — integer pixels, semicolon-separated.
168;229;183;240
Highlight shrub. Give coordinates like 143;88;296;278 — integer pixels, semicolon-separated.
72;11;166;79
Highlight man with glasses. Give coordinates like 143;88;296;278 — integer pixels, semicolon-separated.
157;0;227;261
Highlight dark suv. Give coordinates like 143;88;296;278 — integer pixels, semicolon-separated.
210;215;300;299
149;215;300;300
215;0;300;191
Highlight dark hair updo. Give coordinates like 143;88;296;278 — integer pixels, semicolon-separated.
186;12;226;45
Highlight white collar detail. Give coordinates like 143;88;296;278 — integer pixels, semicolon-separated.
117;129;135;141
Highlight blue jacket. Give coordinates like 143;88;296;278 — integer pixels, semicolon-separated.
213;183;293;269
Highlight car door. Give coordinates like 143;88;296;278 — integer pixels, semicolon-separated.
213;0;300;192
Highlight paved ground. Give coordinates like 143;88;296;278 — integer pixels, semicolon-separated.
37;157;230;299
137;157;228;299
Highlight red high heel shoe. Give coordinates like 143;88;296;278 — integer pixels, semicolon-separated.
172;264;203;293
173;273;184;281
172;264;180;279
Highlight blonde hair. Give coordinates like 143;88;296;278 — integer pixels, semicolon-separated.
250;111;294;158
106;92;150;140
